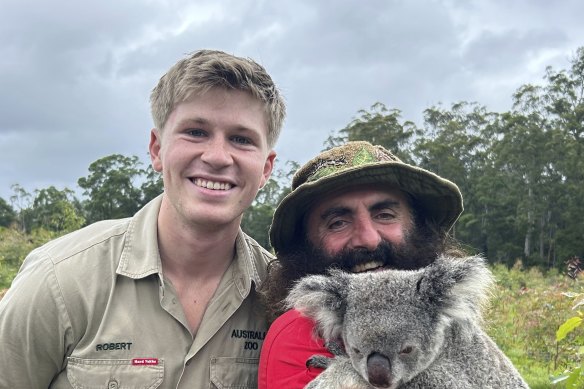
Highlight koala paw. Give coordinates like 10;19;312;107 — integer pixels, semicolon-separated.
324;340;345;356
306;354;331;369
306;340;345;369
304;356;372;389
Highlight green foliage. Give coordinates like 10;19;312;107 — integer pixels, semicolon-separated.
0;154;164;290
241;162;297;250
10;183;33;232
415;102;495;248
551;285;584;388
0;197;16;227
140;164;164;205
486;262;573;388
241;204;275;250
322;48;584;269
30;186;85;233
333;102;419;163
557;316;583;343
78;154;146;223
0;227;57;289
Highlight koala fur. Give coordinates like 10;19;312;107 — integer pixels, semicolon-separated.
286;255;529;389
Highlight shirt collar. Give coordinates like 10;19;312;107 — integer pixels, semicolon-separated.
116;195;163;279
232;229;265;297
116;195;271;297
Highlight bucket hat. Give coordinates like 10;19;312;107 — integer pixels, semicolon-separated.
269;141;463;254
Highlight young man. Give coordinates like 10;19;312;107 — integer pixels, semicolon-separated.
0;50;285;389
258;141;465;388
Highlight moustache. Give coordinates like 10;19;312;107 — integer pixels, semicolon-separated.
322;239;435;273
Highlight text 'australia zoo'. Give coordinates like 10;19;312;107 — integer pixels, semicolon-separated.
231;329;266;351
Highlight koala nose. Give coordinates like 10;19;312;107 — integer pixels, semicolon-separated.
367;352;392;388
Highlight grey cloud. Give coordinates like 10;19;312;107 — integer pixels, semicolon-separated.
462;28;567;74
1;0;582;201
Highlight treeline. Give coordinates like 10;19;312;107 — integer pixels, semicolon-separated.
1;154;163;233
323;47;584;270
1;47;584;283
0;155;165;288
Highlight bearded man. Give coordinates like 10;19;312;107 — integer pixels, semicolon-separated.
258;141;466;388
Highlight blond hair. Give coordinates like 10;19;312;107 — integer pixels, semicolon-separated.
150;50;286;148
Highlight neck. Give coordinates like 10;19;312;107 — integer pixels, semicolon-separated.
156;197;241;279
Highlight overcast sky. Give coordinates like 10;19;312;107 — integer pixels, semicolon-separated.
1;0;583;202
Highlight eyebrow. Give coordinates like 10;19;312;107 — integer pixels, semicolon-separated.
320;206;351;221
176;117;209;128
369;200;401;212
176;117;261;135
320;200;402;220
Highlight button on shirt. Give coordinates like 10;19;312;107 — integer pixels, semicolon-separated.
0;195;272;389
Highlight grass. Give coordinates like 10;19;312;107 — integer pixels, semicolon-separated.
487;261;580;388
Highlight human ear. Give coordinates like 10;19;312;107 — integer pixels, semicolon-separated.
149;129;163;172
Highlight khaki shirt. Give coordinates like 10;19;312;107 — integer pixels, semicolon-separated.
0;195;273;389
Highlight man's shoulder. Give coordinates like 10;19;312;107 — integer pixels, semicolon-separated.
239;232;275;264
269;309;317;337
30;195;163;267
29;217;132;266
236;231;274;277
237;231;275;289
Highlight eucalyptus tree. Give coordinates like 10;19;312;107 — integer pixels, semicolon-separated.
329;102;419;163
241;161;299;250
0;197;16;228
30;186;84;233
483;47;584;267
487;107;555;265
9;184;32;233
414;102;497;253
77;154;145;223
540;47;584;263
140;164;164;206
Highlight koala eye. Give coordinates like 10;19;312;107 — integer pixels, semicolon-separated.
351;347;361;355
400;346;414;355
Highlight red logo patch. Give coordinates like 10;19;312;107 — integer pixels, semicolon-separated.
132;358;159;366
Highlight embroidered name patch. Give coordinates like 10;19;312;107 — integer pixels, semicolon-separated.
95;342;133;351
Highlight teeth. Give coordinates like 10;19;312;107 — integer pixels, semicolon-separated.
352;261;384;273
193;178;232;191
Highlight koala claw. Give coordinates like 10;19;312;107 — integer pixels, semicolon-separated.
306;340;345;369
306;354;331;369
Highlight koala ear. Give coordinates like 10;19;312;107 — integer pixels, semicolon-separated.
285;269;350;341
416;255;494;322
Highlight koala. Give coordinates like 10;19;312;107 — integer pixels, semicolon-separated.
286;255;529;389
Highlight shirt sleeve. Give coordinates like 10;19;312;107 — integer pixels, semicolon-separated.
0;252;73;388
258;309;334;389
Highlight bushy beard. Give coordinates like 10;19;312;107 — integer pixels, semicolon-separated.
260;221;446;322
283;223;443;277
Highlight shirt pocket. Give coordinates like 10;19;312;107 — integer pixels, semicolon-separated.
210;357;259;389
66;357;164;389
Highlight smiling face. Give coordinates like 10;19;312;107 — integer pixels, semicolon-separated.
149;87;275;231
305;185;413;270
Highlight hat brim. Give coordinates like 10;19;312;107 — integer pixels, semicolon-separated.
269;161;463;254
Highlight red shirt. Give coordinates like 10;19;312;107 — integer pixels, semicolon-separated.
258;309;334;389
